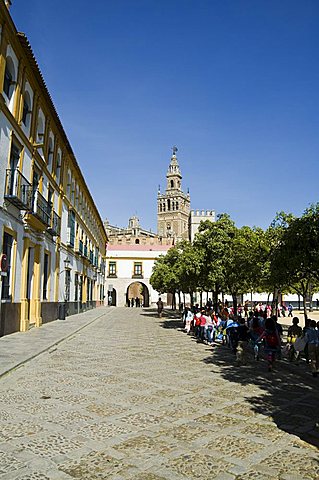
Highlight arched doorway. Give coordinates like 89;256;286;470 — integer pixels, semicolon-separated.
126;282;149;307
108;288;117;306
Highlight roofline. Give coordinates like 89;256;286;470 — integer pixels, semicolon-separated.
16;32;107;241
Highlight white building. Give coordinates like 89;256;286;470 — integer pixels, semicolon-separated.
0;2;107;336
106;244;171;307
189;209;216;242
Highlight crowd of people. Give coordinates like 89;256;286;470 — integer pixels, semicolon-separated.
181;302;319;376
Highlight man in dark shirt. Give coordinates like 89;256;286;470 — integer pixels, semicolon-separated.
236;318;250;365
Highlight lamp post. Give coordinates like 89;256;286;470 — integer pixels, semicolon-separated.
93;272;97;307
58;256;71;319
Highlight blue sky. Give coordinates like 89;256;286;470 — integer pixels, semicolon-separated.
11;0;319;230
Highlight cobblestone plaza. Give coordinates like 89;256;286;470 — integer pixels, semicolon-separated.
0;307;318;479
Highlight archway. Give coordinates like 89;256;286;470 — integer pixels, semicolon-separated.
108;288;117;306
126;282;149;307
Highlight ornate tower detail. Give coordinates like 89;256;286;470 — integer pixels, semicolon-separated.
157;148;190;241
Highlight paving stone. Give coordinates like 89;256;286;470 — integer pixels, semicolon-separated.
0;307;318;479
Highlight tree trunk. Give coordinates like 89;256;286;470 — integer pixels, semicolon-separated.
266;292;270;306
178;291;181;310
200;291;203;308
190;291;194;307
232;293;238;316
213;288;218;313
298;294;301;310
302;295;308;321
271;288;278;316
183;293;186;307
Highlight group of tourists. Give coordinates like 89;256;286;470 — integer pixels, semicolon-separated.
181;302;319;376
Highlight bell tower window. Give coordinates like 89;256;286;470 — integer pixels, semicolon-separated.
170;180;174;188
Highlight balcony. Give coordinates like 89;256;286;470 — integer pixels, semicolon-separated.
47;210;61;237
4;169;33;210
32;190;52;227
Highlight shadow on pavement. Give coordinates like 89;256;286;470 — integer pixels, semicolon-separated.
203;343;319;449
141;310;183;329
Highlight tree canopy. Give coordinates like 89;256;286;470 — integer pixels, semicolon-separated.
150;203;319;319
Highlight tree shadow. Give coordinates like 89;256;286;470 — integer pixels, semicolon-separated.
140;309;183;329
202;343;319;448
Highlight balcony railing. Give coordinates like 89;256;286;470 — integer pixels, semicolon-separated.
47;210;61;236
4;169;33;210
33;190;52;227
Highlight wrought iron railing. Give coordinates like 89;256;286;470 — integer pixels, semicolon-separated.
48;210;61;236
4;169;33;210
33;190;52;227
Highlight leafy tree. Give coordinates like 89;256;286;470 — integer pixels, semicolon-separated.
269;204;319;320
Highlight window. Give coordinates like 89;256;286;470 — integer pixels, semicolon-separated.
36;115;44;144
135;239;140;244
56;151;62;185
108;261;116;277
3;57;15;99
42;253;49;300
1;232;14;300
133;262;142;277
22;97;29;125
7;142;21;196
74;273;78;301
47;137;54;170
65;269;70;302
68;210;75;247
170;180;174;188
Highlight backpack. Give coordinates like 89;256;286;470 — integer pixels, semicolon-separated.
265;330;279;348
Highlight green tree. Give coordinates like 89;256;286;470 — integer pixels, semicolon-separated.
270;204;319;320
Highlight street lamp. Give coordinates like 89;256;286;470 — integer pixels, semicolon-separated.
57;256;71;319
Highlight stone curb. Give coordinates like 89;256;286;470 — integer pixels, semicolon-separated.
0;307;112;379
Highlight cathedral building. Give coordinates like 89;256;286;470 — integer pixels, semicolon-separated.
157;147;190;241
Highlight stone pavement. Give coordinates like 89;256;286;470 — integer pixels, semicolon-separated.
0;307;318;480
0;307;111;378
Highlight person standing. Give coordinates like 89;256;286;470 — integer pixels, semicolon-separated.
305;320;319;377
157;297;164;318
288;303;293;317
287;317;302;362
258;317;281;372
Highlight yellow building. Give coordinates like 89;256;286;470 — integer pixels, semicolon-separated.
0;1;107;336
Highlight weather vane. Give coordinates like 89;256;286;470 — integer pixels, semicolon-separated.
172;146;178;155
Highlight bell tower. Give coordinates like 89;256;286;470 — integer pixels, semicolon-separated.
157;147;190;241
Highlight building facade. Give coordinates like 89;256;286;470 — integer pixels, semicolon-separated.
0;1;107;336
106;244;170;307
189;209;216;242
157;148;190;241
104;215;174;247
